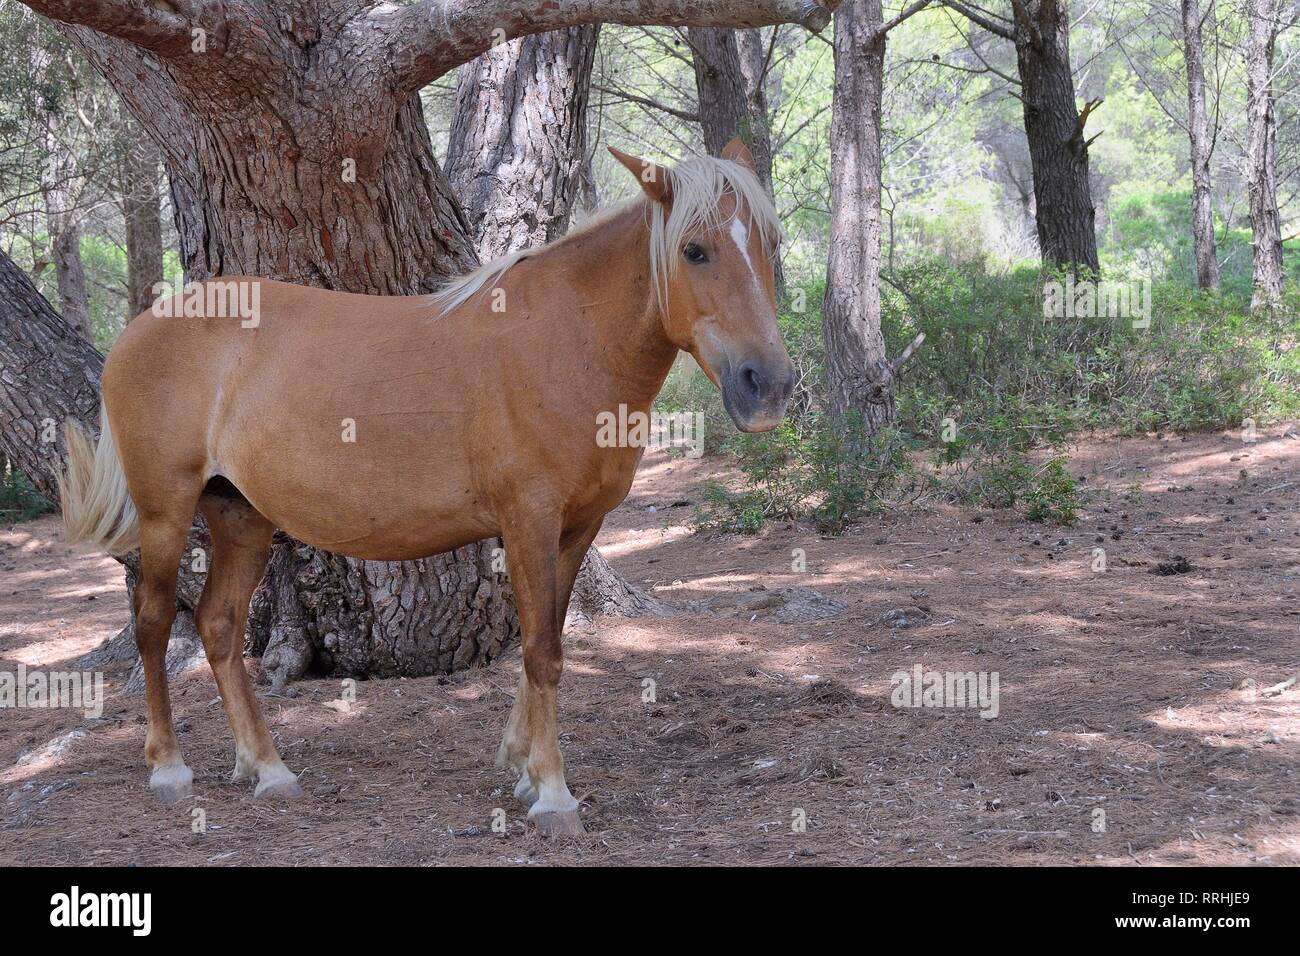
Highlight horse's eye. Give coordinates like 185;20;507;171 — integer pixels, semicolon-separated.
683;242;708;264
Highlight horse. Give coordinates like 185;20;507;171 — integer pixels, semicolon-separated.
57;139;794;836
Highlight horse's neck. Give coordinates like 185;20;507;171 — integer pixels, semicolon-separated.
547;203;679;408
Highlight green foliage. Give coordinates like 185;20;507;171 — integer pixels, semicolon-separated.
888;258;1300;434
1024;458;1081;525
693;414;910;536
0;467;52;522
1103;190;1300;300
913;390;1083;523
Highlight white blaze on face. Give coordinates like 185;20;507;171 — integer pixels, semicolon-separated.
729;214;756;276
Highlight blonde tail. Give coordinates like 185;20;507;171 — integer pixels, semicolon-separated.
56;407;140;555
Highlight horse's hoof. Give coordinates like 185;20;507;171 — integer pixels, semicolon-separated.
151;782;192;804
532;810;585;837
254;767;303;800
149;764;193;804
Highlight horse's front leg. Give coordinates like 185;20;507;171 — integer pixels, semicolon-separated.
498;511;593;836
497;521;602;813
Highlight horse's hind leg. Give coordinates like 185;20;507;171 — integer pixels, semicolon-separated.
196;491;301;798
135;505;201;803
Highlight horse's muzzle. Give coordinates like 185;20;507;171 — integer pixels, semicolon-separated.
723;356;795;432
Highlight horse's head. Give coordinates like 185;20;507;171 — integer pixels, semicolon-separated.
610;141;794;433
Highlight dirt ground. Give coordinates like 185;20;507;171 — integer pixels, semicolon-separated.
2;429;1297;866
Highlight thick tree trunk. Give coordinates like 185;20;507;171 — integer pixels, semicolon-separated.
122;130;164;319
688;25;784;287
822;0;894;428
445;26;600;260
1012;0;1100;276
1181;0;1220;290
1244;0;1284;310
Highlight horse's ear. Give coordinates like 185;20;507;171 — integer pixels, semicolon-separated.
608;146;672;204
721;137;756;171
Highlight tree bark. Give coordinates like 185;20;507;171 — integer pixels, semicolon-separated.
1011;1;1100;275
689;27;755;158
822;0;907;428
1181;0;1221;290
51;23;503;685
1244;0;1284;310
445;26;601;260
0;247;102;502
945;1;1099;273
122;128;164;319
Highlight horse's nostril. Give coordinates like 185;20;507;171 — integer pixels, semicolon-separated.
741;365;762;398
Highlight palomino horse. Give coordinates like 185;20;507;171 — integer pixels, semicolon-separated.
58;139;793;836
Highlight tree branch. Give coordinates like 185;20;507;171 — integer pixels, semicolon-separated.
14;0;207;56
1072;96;1103;147
594;84;701;122
378;0;840;94
941;0;1015;40
877;0;932;38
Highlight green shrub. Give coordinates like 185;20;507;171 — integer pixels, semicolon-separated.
693;413;910;535
887;258;1300;434
1;466;52;522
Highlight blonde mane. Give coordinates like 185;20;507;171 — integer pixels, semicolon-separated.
430;153;782;316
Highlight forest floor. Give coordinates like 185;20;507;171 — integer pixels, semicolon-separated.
2;429;1298;866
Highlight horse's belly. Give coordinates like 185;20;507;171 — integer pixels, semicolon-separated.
221;431;496;561
247;486;497;561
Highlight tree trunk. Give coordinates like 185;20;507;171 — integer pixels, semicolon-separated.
1012;0;1100;276
1181;0;1220;290
122;129;164;319
445;26;600;260
689;27;755;157
0;247;102;502
822;0;894;428
39;122;92;341
1244;0;1284;310
735;28;779;196
688;25;785;288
